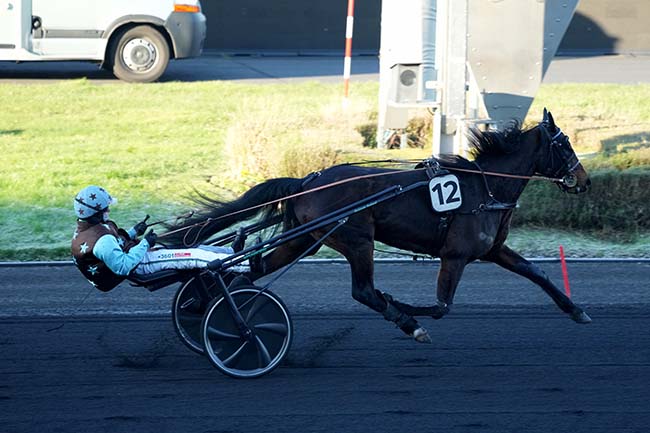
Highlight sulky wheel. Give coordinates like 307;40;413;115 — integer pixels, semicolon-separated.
201;286;292;379
172;277;209;355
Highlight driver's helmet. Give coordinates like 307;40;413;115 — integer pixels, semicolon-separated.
74;185;115;219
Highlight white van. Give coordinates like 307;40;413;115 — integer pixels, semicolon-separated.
0;0;206;82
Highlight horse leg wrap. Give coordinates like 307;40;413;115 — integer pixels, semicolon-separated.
381;292;418;334
382;302;412;327
381;292;431;343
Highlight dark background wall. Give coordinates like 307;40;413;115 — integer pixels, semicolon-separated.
200;0;649;55
201;0;380;53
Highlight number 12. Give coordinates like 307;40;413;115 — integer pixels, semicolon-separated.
432;181;461;205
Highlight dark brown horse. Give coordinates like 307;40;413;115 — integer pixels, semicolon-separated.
164;109;592;343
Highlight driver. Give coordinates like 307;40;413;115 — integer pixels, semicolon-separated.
71;185;242;292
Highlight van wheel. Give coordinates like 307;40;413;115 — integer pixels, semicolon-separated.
111;25;170;83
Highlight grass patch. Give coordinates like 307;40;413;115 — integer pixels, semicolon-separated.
528;84;650;170
514;167;650;241
506;227;650;258
1;80;649;260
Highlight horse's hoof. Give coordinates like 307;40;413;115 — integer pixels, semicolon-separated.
571;310;592;324
413;327;432;343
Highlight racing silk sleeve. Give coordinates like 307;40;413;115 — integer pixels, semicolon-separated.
93;234;150;276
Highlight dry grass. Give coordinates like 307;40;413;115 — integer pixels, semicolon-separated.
218;90;389;188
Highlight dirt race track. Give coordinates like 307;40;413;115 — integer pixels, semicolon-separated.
1;261;649;433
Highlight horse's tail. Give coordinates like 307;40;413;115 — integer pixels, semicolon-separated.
162;177;304;246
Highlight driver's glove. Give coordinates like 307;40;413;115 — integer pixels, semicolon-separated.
144;230;157;248
132;217;149;237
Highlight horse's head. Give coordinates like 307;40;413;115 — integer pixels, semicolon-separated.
535;108;591;194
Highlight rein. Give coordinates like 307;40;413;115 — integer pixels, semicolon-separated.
160;163;564;244
444;166;561;182
159;169;422;242
345;158;563;182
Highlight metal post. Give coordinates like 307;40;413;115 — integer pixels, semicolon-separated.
432;108;442;157
421;0;437;103
439;0;467;155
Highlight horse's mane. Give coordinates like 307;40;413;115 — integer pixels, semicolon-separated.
422;121;527;170
467;121;525;160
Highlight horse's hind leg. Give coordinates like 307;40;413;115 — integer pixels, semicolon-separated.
485;245;591;323
331;236;431;343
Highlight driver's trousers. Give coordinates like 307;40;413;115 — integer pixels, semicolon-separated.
132;245;248;275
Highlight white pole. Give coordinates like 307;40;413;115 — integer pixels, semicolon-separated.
343;0;355;107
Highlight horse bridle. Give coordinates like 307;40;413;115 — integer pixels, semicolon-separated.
539;122;581;189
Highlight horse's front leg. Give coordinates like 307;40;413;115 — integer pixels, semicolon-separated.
485;245;591;323
388;257;466;320
432;256;468;319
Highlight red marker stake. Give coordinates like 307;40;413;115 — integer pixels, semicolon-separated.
559;245;571;298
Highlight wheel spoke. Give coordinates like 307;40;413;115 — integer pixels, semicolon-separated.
206;326;241;341
222;341;250;367
244;295;269;322
179;298;203;314
180;298;196;309
253;322;287;336
254;335;272;367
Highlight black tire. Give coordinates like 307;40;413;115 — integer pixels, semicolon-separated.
171;277;208;355
201;286;293;379
110;25;170;83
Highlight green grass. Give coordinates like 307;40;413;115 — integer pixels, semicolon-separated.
528;84;650;170
505;227;650;258
1;80;649;260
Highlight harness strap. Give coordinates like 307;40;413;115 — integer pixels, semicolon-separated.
472;161;494;200
421;158;449;179
469;161;517;214
542;125;580;179
437;213;453;243
470;201;517;214
551;130;563;140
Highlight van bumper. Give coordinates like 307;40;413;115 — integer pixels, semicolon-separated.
165;11;207;59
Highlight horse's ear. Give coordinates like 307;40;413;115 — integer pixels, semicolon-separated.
542;108;557;130
547;111;556;129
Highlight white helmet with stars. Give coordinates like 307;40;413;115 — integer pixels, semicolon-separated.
74;185;115;219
